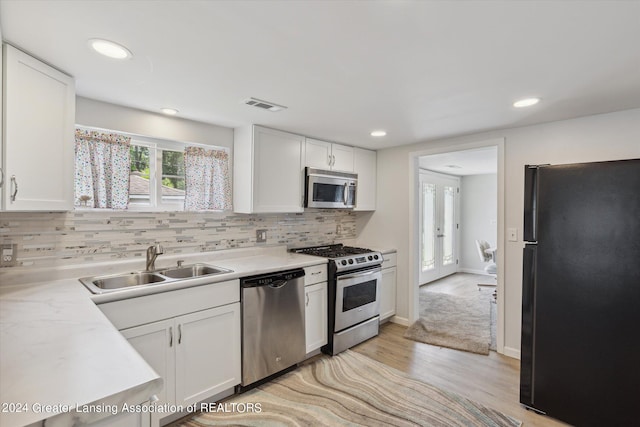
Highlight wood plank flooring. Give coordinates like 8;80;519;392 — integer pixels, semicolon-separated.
353;272;568;426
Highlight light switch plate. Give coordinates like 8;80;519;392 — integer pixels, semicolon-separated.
507;228;518;242
256;229;267;243
1;244;18;267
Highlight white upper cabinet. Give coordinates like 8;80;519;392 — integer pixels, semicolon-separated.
305;138;354;172
234;125;305;213
2;44;75;210
353;147;377;211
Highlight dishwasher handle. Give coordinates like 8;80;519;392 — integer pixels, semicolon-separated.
269;279;287;289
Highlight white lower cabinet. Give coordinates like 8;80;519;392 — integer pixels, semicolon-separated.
121;304;240;425
85;410;150;427
380;267;397;321
98;281;241;426
305;281;328;353
380;252;397;321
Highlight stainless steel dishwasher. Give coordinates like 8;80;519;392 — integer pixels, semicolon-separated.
240;268;306;388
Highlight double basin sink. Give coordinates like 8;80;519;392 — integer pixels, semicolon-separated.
80;264;233;294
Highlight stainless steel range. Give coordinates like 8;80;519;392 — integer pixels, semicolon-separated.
292;244;383;355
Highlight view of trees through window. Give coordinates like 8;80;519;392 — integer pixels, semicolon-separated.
129;143;186;207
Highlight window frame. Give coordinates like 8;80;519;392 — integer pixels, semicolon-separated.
75;125;230;212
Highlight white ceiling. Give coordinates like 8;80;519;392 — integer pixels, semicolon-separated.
419;146;497;176
2;1;639;150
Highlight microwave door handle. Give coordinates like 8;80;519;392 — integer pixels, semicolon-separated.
343;182;348;205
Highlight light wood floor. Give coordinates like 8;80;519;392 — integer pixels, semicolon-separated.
353;274;568;426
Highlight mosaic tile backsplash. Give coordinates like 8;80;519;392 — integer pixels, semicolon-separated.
0;210;358;269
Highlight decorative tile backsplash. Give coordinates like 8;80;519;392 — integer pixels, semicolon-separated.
0;210;358;269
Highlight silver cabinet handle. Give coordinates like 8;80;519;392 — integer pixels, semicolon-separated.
328;155;332;166
311;271;322;275
0;167;4;188
178;324;182;344
436;234;445;237
306;293;310;307
10;176;18;202
332;154;336;166
169;326;173;347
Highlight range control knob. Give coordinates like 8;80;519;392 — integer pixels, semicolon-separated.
374;254;380;260
348;259;354;264
341;260;347;266
368;255;373;261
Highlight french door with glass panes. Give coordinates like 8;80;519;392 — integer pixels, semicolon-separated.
419;170;460;285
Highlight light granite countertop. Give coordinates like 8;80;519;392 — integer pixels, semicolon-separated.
0;247;326;427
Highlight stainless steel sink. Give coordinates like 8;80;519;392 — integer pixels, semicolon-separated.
80;272;166;293
79;263;233;294
158;264;232;279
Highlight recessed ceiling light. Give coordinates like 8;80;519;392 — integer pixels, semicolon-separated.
88;38;132;59
371;130;387;137
513;97;540;108
160;108;179;115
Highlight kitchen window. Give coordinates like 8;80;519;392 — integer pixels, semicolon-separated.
75;126;230;211
128;140;187;210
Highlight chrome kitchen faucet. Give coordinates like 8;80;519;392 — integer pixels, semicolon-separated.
145;244;164;271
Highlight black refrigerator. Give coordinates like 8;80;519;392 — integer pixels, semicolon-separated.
520;158;640;427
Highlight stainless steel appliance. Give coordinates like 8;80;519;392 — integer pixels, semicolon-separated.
305;167;357;209
521;159;640;426
292;244;382;355
240;269;306;388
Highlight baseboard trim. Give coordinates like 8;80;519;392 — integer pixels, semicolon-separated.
459;268;494;276
503;346;521;360
389;315;409;326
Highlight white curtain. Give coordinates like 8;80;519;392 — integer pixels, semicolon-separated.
74;129;131;209
184;146;231;211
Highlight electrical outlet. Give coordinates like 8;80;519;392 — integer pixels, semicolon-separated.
336;224;343;235
1;244;18;267
256;229;267;243
507;228;518;242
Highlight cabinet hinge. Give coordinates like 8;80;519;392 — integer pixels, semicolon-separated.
456;259;459;265
456;223;459;229
457;187;460;193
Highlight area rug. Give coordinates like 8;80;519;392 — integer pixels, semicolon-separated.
404;292;491;355
172;350;521;427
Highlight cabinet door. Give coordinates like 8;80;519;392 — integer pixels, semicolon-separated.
331;143;354;172
353;148;377;210
253;127;304;212
85;410;150;427
305;282;328;353
175;303;241;406
305;138;332;169
120;319;176;410
3;44;75;210
380;267;397;321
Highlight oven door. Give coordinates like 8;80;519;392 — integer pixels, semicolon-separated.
306;170;357;209
334;267;381;332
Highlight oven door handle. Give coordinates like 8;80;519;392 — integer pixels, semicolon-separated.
337;267;381;281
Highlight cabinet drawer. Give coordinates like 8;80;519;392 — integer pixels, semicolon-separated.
382;252;397;269
98;280;239;330
304;264;327;286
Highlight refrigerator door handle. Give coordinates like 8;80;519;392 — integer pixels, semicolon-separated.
520;244;537;407
523;165;539;242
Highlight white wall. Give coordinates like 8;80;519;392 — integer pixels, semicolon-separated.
75;97;234;149
356;108;640;357
460;174;497;273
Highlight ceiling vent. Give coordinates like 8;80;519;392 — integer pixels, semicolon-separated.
243;97;287;112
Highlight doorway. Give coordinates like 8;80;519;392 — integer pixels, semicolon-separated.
419;170;460;284
411;144;502;353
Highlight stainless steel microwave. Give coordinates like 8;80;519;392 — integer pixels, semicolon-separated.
305;167;357;209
